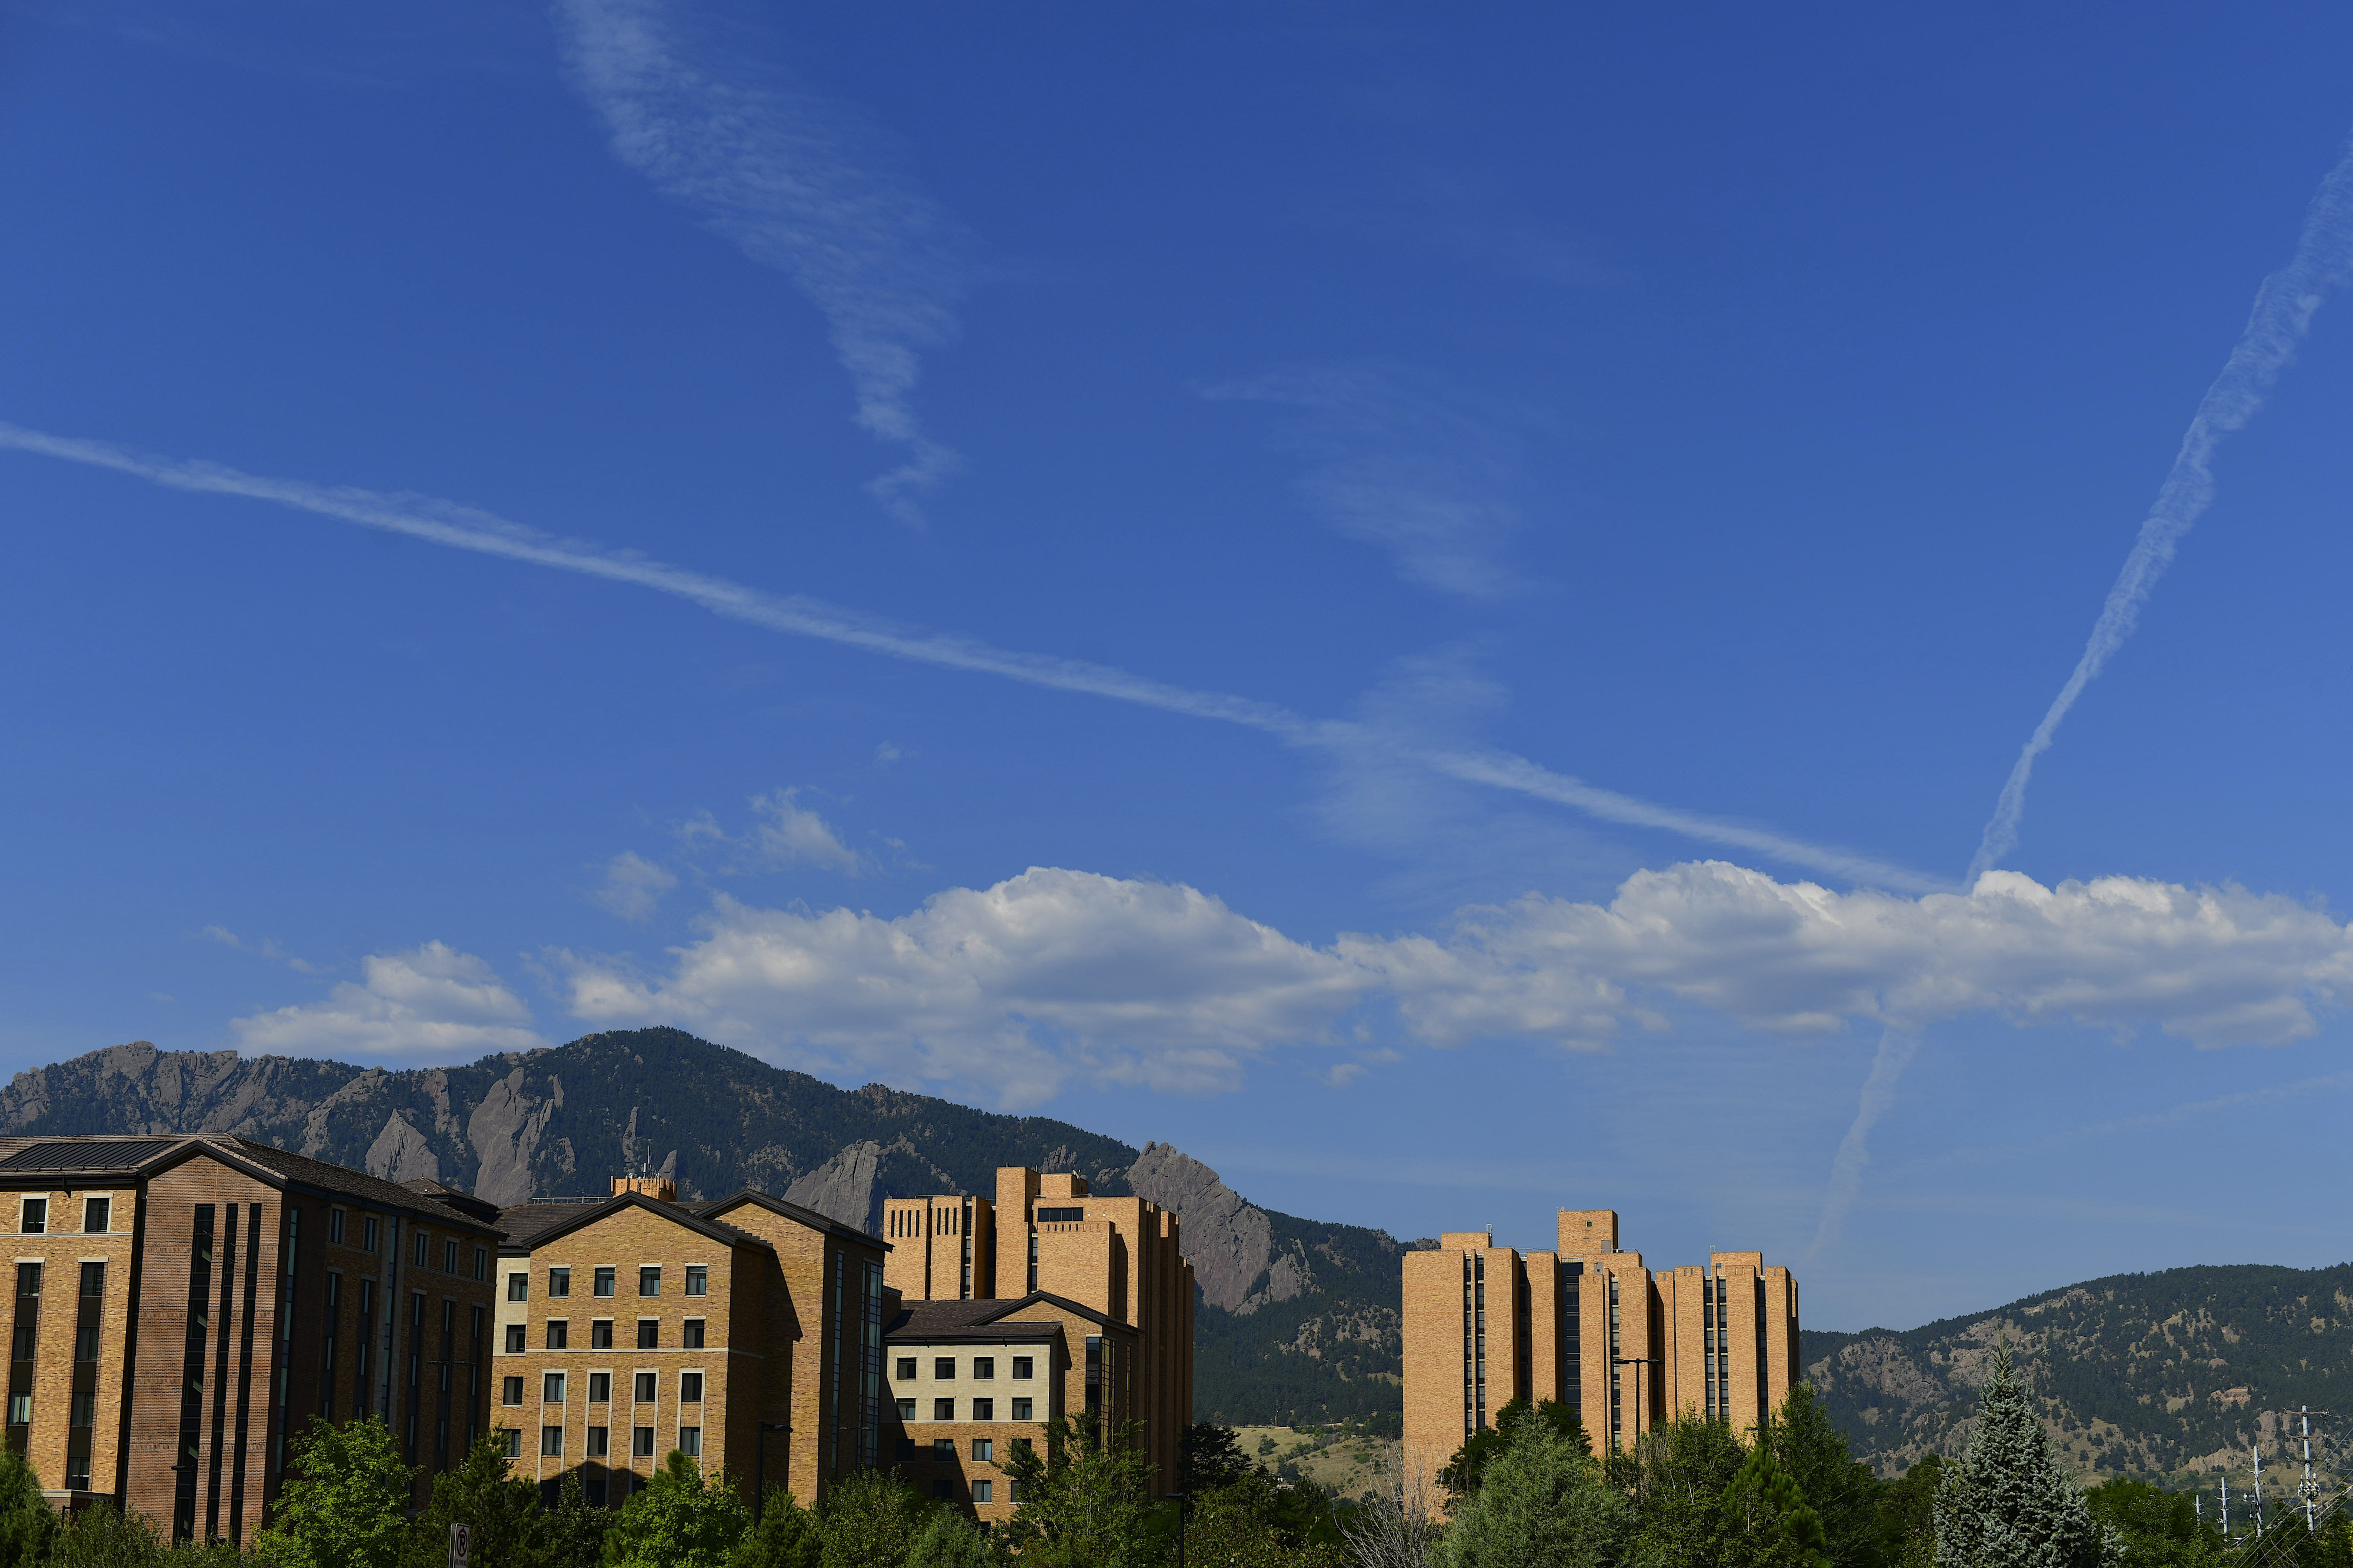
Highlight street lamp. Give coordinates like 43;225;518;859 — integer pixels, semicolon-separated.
754;1423;792;1521
1165;1492;1189;1568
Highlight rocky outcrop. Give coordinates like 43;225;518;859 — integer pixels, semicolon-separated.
366;1112;439;1183
1126;1141;1307;1313
784;1140;886;1230
468;1069;563;1206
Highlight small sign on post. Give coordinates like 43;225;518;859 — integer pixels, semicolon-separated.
449;1522;470;1568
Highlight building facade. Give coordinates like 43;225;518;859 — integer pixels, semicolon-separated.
1402;1209;1799;1486
491;1176;886;1510
881;1167;1192;1496
0;1135;501;1546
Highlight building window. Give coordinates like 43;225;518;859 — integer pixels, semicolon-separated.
544;1373;566;1404
541;1426;563;1456
594;1267;615;1297
586;1426;608;1456
548;1267;571;1299
589;1373;610;1403
974;1479;994;1505
684;1266;706;1297
362;1216;380;1253
444;1241;460;1273
6;1396;28;1426
1011;1437;1032;1457
971;1438;992;1462
633;1373;656;1403
1011;1357;1033;1380
503;1378;524;1407
682;1319;704;1350
325;1207;344;1245
897;1399;916;1420
973;1399;993;1422
932;1438;955;1460
473;1249;487;1280
84;1198;111;1235
546;1322;569;1350
638;1267;661;1297
19;1200;44;1236
414;1232;429;1267
1011;1398;1032;1421
974;1356;995;1380
70;1391;94;1426
501;1428;522;1458
592;1320;613;1350
632;1427;655;1458
505;1325;526;1354
933;1357;954;1380
680;1373;703;1403
506;1273;528;1302
1036;1206;1082;1223
636;1320;659;1350
933;1399;955;1422
679;1427;702;1458
895;1357;917;1380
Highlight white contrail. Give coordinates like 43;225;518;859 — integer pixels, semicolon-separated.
1805;1025;1922;1263
553;0;969;526
1969;134;2353;883
0;420;1939;890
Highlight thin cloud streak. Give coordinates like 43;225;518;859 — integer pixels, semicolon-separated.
1804;1026;1921;1264
0;420;1937;890
1969;132;2353;882
552;0;969;525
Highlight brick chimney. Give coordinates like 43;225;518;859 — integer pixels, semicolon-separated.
612;1175;678;1203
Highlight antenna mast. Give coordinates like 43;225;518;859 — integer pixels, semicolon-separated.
2301;1406;2320;1532
2252;1433;2265;1536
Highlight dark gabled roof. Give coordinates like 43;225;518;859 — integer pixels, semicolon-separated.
884;1291;1136;1342
692;1189;886;1248
495;1202;608;1249
400;1179;502;1225
0;1139;178;1172
227;1140;505;1236
491;1191;775;1256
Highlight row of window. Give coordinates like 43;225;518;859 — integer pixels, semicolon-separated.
505;1370;702;1406
894;1355;1034;1381
901;1435;1024;1464
503;1319;706;1352
897;1397;1033;1422
508;1266;706;1301
17;1198;111;1236
504;1424;699;1460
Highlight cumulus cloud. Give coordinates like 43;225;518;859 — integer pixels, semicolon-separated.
590;852;678;921
1207;364;1539;601
555;868;1370;1106
549;860;2353;1106
232;942;546;1062
746;789;861;873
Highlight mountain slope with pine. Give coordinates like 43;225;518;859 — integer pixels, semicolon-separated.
1803;1264;2353;1480
0;1029;1408;1427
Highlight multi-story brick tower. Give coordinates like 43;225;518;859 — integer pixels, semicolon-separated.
880;1167;1192;1500
1402;1208;1797;1490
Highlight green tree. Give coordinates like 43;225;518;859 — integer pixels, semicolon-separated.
602;1453;751;1568
543;1470;616;1568
1934;1345;2122;1568
1181;1424;1255;1495
1768;1387;1890;1568
1721;1439;1831;1568
1438;1417;1632;1568
51;1502;166;1568
811;1470;937;1568
254;1416;415;1568
729;1489;821;1568
0;1446;56;1568
1878;1456;1945;1568
1183;1469;1348;1568
2079;1479;2222;1568
1621;1416;1747;1568
404;1435;547;1568
904;1507;1004;1568
999;1413;1169;1568
1439;1398;1590;1502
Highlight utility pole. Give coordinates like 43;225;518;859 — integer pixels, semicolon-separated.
2221;1473;2231;1539
2254;1434;2265;1536
2300;1406;2322;1532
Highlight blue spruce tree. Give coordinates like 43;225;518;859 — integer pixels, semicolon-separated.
1935;1342;2122;1568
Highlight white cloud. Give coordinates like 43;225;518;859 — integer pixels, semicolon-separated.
232;942;545;1062
1208;364;1537;600
590;852;678;921
555;868;1371;1106
746;789;861;874
201;925;325;974
553;860;2353;1106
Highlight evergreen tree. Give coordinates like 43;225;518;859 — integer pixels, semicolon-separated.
1623;1416;1748;1568
904;1508;1005;1568
601;1452;751;1568
998;1413;1169;1568
1181;1424;1256;1495
1437;1417;1632;1568
729;1489;822;1568
253;1416;415;1568
1721;1439;1832;1568
1768;1386;1892;1568
0;1445;56;1567
403;1434;548;1568
1934;1345;2122;1568
543;1469;617;1568
1879;1456;1946;1568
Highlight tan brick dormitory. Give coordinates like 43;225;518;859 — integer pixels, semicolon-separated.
1402;1209;1799;1486
0;1139;1191;1544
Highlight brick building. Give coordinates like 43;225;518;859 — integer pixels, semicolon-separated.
881;1166;1191;1500
0;1134;502;1545
491;1176;886;1509
1402;1209;1798;1486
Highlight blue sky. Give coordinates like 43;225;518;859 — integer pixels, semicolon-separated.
6;1;2353;1330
